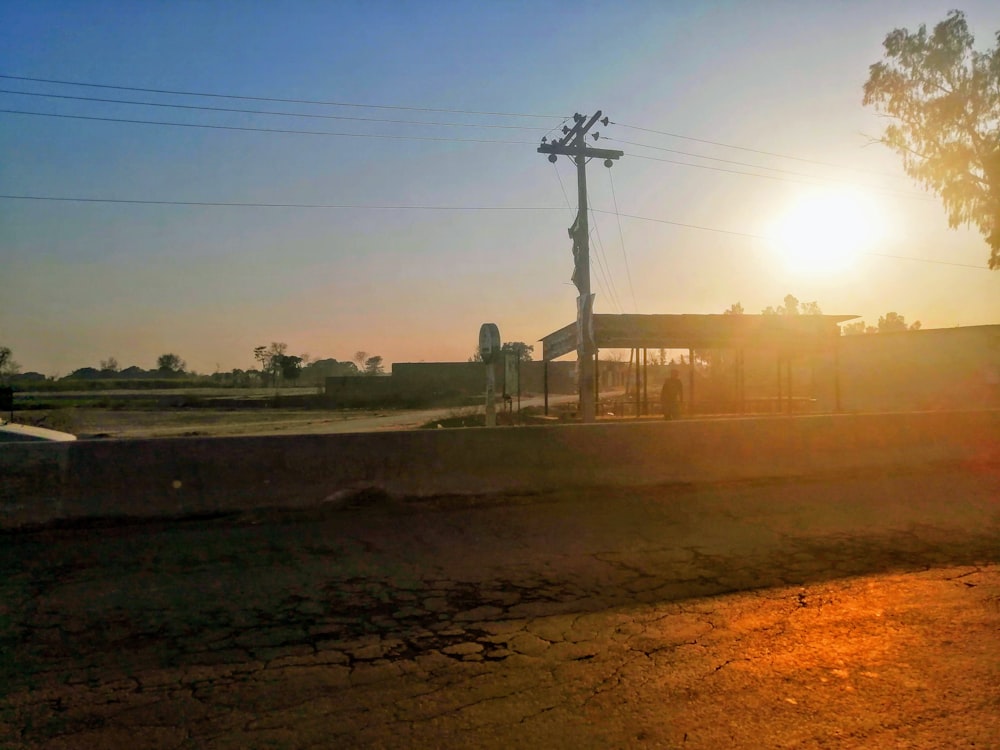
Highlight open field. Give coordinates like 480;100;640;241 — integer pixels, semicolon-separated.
17;407;424;440
12;391;580;439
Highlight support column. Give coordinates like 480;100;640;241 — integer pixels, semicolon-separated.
777;355;782;414
787;359;793;414
834;336;842;413
543;360;549;416
635;348;641;419
594;349;600;417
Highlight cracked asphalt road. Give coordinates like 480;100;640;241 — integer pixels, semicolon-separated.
2;464;998;749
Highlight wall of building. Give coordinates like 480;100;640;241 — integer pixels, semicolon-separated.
837;325;1000;412
325;361;577;407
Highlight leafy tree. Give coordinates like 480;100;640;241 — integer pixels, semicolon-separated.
363;355;384;376
253;342;292;386
99;356;119;373
303;358;359;379
843;314;922;333
878;311;922;332
501;341;534;362
863;11;1000;268
156;353;186;374
277;354;303;382
353;351;369;370
723;302;744;315
253;345;269;374
761;295;822;316
0;346;21;384
842;321;878;335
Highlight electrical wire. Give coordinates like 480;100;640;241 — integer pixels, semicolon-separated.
552;161;623;312
587;202;626;314
0;88;557;130
625;151;935;202
0;74;567;118
610;120;907;179
0;195;560;210
1;194;988;270
0;109;536;144
605;136;928;200
606;170;639;311
587;208;989;269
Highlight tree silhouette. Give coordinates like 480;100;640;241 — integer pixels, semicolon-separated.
864;11;1000;268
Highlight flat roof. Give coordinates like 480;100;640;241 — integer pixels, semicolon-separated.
541;313;858;361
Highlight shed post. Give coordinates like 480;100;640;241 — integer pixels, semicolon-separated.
594;349;600;416
635;348;641;418
543;359;549;416
688;348;695;417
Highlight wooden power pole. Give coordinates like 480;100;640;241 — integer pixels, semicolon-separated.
538;111;623;423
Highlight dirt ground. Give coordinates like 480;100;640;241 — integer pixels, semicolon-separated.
21;393;580;439
2;467;998;749
19;406;471;439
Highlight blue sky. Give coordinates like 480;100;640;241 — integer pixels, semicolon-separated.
2;0;998;375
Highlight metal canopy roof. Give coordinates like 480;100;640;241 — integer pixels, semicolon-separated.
541;314;858;361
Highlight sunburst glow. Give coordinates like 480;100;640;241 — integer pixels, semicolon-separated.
770;188;885;273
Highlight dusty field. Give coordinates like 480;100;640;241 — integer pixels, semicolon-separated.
19;406;475;439
2;468;998;748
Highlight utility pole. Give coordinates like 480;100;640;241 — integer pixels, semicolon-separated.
538;111;623;423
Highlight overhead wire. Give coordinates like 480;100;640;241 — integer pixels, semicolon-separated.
587;198;626;314
0;194;560;210
0;73;567;118
1;193;989;270
610;120;907;179
605;169;639;312
604;136;929;200
587;208;989;269
0;88;558;130
0;109;537;144
552;161;623;312
624;151;935;202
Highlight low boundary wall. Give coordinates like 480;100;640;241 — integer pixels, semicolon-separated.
2;411;997;529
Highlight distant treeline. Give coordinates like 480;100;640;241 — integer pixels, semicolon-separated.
7;358;362;390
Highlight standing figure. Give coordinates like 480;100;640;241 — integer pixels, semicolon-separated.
661;369;683;420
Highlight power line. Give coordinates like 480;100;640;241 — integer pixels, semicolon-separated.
611;120;906;179
606;169;638;312
0;194;561;210
0;109;536;144
587;200;626;314
588;208;989;269
626;151;934;202
0;88;556;130
554;161;624;312
1;194;987;270
605;136;927;199
0;73;566;119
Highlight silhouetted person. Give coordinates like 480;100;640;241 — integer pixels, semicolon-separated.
661;369;683;420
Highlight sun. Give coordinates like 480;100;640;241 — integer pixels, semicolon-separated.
769;188;884;273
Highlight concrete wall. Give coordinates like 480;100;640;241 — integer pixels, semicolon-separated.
837;325;1000;412
325;361;577;407
3;410;997;529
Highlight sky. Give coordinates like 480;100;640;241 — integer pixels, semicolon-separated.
2;0;999;377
